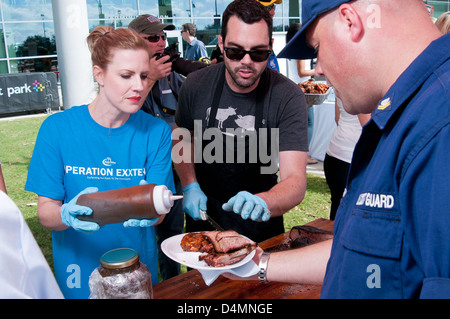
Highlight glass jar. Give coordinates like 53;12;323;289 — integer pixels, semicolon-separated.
88;248;153;299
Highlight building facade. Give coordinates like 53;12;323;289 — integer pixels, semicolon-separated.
0;0;448;74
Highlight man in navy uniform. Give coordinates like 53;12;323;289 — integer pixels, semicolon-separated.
227;0;450;298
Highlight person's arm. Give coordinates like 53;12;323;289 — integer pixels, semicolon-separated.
172;123;197;188
334;101;341;125
199;42;208;59
172;123;207;220
224;239;332;284
266;239;332;284
0;164;7;194
357;113;371;126
297;60;315;78
257;150;307;217
37;196;68;231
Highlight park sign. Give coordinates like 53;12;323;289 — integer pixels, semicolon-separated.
0;72;59;115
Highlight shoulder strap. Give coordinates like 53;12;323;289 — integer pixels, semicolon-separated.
254;71;267;130
207;67;225;128
151;80;162;107
151;80;177;116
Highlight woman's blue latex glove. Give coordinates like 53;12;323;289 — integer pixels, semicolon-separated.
182;182;207;220
123;179;159;228
123;218;159;228
222;191;271;222
61;187;100;233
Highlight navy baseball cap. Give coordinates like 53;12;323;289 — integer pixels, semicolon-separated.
278;0;352;59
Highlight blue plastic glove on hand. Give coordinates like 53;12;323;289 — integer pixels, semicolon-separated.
222;191;271;222
182;182;207;220
123;218;159;228
61;187;100;233
123;179;159;228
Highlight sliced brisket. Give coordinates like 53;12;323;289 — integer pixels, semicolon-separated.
200;246;256;267
180;230;256;267
203;230;256;253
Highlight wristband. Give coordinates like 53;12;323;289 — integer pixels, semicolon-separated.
258;252;270;283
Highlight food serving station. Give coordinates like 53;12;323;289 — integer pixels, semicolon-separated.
153;218;333;299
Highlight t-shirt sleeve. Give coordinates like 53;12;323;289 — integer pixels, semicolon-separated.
274;76;309;152
175;73;197;131
145;120;176;193
25;115;65;200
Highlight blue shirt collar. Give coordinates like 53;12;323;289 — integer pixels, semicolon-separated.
371;33;450;130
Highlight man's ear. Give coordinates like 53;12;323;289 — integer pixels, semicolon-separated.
92;65;104;86
337;3;364;43
218;35;224;53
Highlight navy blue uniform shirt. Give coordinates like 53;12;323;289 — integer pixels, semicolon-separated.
321;34;450;299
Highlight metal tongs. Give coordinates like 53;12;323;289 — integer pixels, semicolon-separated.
200;210;225;231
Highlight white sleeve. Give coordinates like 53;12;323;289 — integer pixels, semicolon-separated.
0;191;64;299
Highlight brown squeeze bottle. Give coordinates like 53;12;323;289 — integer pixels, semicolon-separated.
76;184;182;225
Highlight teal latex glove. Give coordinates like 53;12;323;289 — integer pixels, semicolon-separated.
222;191;271;222
123;179;159;228
123;218;158;228
182;182;207;220
61;187;100;233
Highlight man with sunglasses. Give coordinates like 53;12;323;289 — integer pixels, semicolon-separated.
129;15;183;124
129;15;185;280
173;0;308;243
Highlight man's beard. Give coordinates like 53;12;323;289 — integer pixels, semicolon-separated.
224;63;264;89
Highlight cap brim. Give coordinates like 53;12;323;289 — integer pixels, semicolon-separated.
277;19;316;59
162;24;176;31
259;0;282;5
141;23;175;34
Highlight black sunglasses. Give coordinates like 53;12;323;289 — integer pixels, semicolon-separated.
145;33;167;43
223;47;271;62
266;4;276;11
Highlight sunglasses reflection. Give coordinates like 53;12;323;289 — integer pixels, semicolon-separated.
146;33;167;43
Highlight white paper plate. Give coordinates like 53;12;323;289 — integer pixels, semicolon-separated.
161;233;256;270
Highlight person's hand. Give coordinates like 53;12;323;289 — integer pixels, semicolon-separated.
182;182;207;220
222;191;271;222
123;218;159;228
148;55;172;81
61;187;100;233
123;179;159;228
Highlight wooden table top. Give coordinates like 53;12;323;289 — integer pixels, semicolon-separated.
153;218;333;299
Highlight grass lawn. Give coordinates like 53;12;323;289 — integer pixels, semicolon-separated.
0;113;331;271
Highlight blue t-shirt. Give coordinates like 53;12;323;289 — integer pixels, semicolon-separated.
25;106;175;299
321;34;450;298
185;37;208;61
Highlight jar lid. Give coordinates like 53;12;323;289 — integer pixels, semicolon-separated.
100;248;139;269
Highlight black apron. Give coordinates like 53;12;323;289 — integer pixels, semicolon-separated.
186;68;284;243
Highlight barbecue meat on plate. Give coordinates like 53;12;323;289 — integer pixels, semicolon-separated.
180;232;213;253
181;231;256;267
